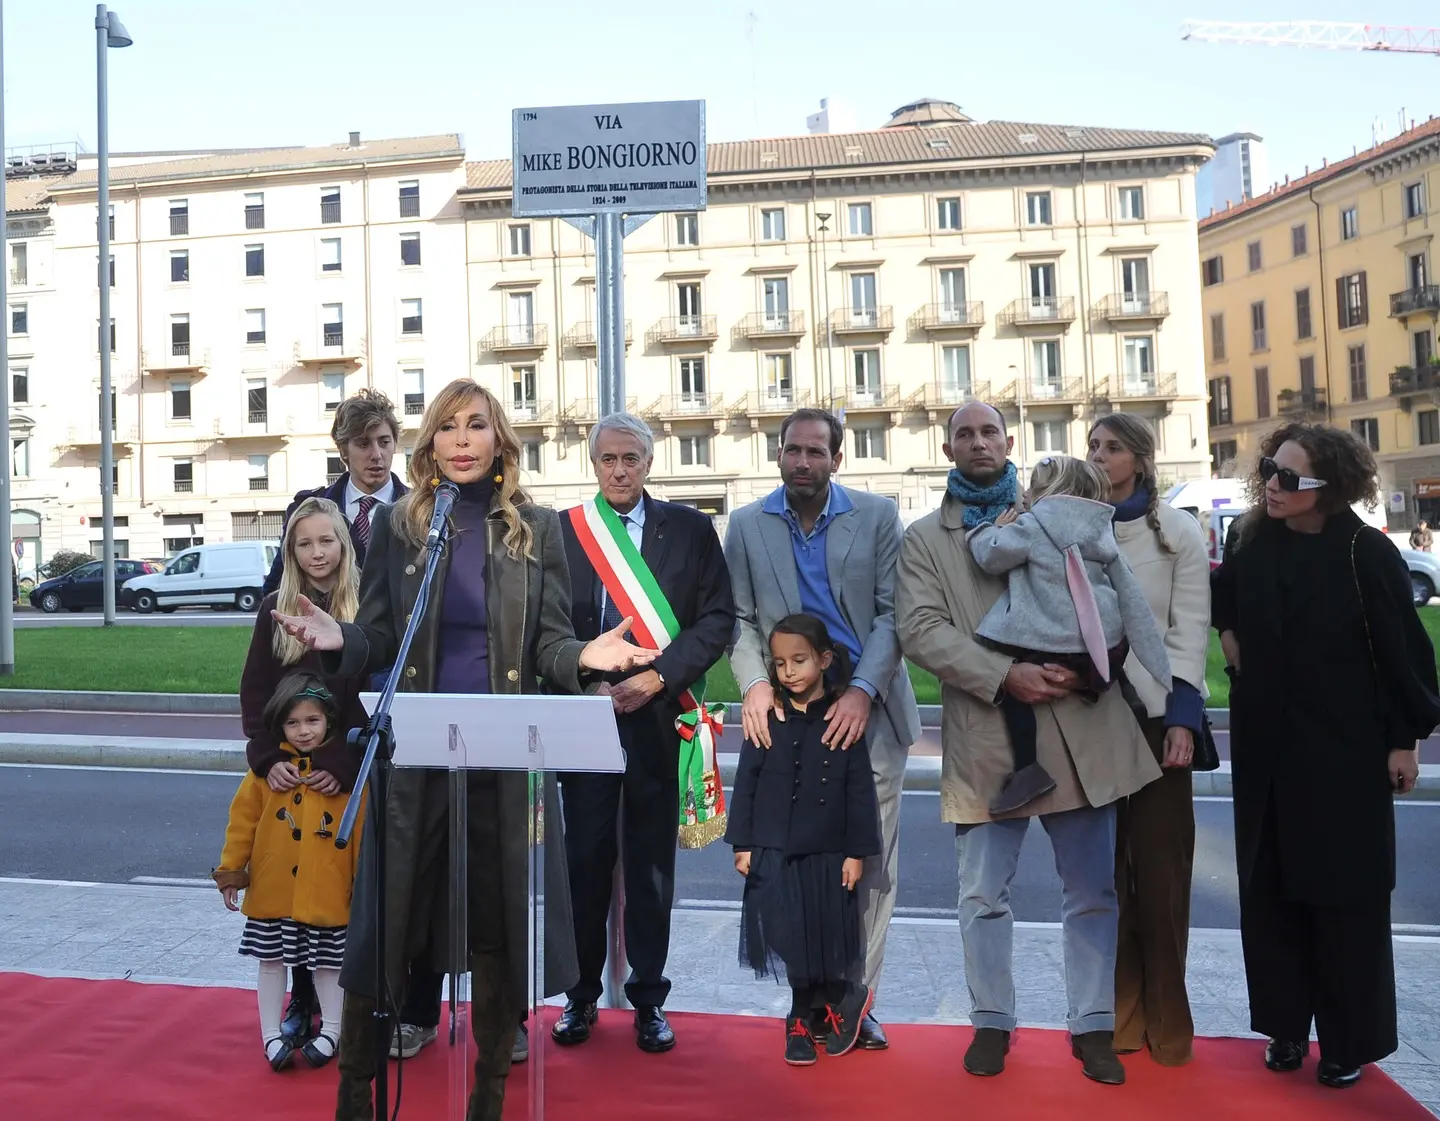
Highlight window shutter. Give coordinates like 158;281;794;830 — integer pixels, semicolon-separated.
1358;271;1368;325
1336;277;1347;328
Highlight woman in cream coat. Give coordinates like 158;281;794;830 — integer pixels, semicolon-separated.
1089;414;1210;1066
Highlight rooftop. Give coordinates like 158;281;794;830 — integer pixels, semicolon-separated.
6;175;62;214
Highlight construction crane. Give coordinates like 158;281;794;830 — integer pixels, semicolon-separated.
1181;20;1440;56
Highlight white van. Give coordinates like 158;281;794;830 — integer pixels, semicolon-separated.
119;541;279;614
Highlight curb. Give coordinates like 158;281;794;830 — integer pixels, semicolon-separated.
4;733;1438;798
0;689;1235;730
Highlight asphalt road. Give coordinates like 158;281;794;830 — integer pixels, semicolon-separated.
3;765;1437;930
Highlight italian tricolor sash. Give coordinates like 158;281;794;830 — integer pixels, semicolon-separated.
567;495;727;849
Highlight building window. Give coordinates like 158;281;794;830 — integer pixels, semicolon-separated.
764;353;793;404
1201;256;1223;286
675;213;699;246
765;431;781;462
522;439;541;473
323;304;343;347
244;192;264;229
1117;186;1144;221
1247;240;1262;272
1031;339;1062;393
507;224;531;257
98;318;116;353
1250;301;1266;352
248;454;270;492
1341;206;1358;241
98;204;114;241
1291;224;1308;257
1410;252;1429;292
679;357;707;405
506;366;536;416
1416;330;1435;369
398;180;420;218
10;303;27;335
326;455;344;485
941;344;972;399
1208;312;1225;362
1351;418;1379;452
322;370;345;412
1405;182;1425;220
1255;367;1270;419
12;437;29;478
173;458;194;493
676;282;702;326
1339;272;1368;328
1349;345;1368;401
402;368;425;415
760;208;786;241
853;348;882;399
11;365;28;404
320;238;342;273
10;243;27;286
847;202;873;236
168;379;192;421
937;197;962;230
171;313;190;357
850;272;879;322
169;199;188;236
98;389;116;431
1299;355;1317;391
1211;440;1238;474
321;187;341;224
96;253;115;289
400;232;421;267
851;426;886;460
246;309;266;345
679;434;711;467
245;244;264;278
247;377;268;423
400;298;422;335
1295;288;1312;340
1208;376;1233;427
1032;420;1068;454
1421;410;1440;447
1025;191;1052;226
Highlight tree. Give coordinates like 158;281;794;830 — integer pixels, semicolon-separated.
40;550;95;579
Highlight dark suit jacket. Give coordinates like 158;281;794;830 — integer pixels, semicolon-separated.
261;471;409;596
558;492;736;745
725;698;882;859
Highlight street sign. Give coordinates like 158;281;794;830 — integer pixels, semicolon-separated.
511;100;706;218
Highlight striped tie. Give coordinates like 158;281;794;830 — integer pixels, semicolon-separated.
353;495;377;550
600;516;632;636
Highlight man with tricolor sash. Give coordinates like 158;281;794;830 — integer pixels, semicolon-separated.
725;407;920;1051
552;412;736;1054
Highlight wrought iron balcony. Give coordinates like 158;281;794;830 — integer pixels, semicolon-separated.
828;306;894;335
144;347;211;376
1093;372;1180;401
832;383;901;412
907;381;992;414
64;423;138;449
1096;291;1170;321
1391;365;1440;397
564;321;633;351
1278;386;1327;416
481;324;548;353
998;296;1077;327
642;393;727;419
507;398;556;425
562;398;639;425
1390;286;1440;318
646;315;719;346
913;302;985;332
1024;377;1085;403
728;389;811;419
737;310;807;341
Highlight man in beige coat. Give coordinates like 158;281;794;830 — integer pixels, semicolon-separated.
896;402;1161;1086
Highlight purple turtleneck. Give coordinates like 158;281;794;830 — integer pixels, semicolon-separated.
434;478;494;695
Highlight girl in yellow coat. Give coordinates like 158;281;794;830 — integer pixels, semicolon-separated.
214;672;364;1071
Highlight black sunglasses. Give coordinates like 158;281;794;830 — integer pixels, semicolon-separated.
1259;456;1327;493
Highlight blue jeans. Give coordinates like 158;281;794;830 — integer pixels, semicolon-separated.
954;804;1118;1035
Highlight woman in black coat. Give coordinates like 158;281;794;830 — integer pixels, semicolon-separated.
274;378;655;1121
1212;422;1439;1090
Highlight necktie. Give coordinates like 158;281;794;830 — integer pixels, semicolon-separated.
600;516;632;635
352;495;378;550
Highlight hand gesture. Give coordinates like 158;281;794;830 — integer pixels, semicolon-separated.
1162;727;1195;769
271;594;343;652
221;886;240;912
742;680;783;748
995;507;1020;526
579;616;660;673
1390;748;1420;795
841;857;864;891
822;686;871;752
734;851;751;877
305;769;341;796
1002;662;1077;704
267;760;302;792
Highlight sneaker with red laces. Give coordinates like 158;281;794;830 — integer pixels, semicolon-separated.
784;1016;818;1066
823;984;874;1058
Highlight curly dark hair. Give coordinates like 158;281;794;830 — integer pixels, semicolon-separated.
1236;422;1380;542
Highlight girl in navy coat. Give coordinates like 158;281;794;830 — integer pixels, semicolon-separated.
726;613;883;1066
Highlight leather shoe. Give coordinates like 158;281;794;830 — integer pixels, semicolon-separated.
280;993;315;1042
1264;1038;1306;1072
634;1005;676;1053
964;1028;1011;1076
1071;1030;1126;1085
1317;1061;1362;1089
550;1000;597;1046
856;1012;889;1051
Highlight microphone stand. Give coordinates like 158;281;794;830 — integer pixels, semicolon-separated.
335;516;451;1121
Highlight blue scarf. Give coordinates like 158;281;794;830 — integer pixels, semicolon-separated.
947;461;1019;528
1112;485;1151;523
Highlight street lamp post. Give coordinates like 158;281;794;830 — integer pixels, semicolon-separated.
0;0;13;674
815;211;835;407
95;4;132;627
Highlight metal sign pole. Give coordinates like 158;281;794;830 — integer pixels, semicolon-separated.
0;0;14;674
595;211;624;416
96;5;117;626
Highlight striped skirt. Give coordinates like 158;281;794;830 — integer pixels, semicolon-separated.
239;918;346;970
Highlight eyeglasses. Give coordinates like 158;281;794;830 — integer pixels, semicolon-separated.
1259;456;1327;493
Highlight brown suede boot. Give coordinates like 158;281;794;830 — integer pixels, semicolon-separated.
335;992;377;1121
467;952;520;1121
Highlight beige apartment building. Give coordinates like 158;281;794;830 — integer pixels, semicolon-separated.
1199;117;1440;529
459;99;1215;517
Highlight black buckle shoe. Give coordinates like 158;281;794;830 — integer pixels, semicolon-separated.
1264;1038;1306;1072
784;1016;818;1066
1317;1060;1361;1089
550;1000;597;1046
280;993;315;1042
634;1005;676;1053
822;985;873;1058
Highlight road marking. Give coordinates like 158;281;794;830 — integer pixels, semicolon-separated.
0;763;239;777
129;876;214;888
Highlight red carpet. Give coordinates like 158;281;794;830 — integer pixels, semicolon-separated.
1;972;1428;1121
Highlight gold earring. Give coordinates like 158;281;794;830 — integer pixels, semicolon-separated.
430;477;441;488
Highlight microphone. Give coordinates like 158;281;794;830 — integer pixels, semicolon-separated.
426;482;459;548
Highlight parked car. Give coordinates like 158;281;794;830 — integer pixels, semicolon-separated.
29;559;162;613
119;541;278;614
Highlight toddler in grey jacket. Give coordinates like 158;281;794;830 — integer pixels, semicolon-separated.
967;456;1171;814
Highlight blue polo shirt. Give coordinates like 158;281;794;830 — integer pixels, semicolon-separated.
759;485;875;699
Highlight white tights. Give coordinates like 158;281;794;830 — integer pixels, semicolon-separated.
256;960;343;1052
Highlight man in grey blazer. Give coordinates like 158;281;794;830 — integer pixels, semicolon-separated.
724;407;921;1049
